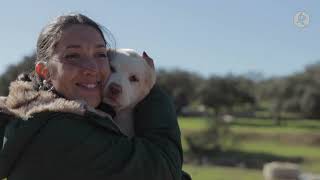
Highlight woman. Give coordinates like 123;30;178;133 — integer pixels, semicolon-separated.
0;13;188;180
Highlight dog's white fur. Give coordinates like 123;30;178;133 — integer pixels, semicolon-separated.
103;49;156;137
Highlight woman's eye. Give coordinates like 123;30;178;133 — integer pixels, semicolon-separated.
64;53;80;59
97;53;107;58
129;75;139;82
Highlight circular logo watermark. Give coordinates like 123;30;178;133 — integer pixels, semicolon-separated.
293;11;310;28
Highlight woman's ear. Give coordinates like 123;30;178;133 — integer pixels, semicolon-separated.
35;62;49;79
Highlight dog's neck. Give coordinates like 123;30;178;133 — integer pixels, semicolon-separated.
114;107;135;138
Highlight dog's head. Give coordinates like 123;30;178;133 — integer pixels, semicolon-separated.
103;49;156;111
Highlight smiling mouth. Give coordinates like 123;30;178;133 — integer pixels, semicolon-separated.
76;82;101;89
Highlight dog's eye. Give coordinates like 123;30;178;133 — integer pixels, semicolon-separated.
129;75;139;82
110;65;116;72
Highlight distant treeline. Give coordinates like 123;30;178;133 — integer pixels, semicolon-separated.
1;53;320;119
0;53;36;95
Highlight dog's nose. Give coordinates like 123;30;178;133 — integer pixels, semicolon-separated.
109;83;122;96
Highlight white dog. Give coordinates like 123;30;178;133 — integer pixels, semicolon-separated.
103;49;156;137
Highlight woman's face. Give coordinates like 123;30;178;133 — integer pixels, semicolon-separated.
48;24;110;107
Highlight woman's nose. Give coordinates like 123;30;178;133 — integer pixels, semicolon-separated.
82;59;99;76
99;61;111;83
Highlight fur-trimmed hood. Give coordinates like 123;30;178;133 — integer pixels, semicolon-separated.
0;80;89;120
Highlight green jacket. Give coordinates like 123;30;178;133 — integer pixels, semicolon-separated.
0;80;189;180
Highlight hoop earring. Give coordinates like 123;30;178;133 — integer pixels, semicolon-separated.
42;79;54;92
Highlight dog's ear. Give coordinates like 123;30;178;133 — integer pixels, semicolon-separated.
142;51;155;69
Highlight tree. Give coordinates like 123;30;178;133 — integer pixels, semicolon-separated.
0;53;36;95
300;86;320;118
256;61;320;121
157;69;204;114
199;75;256;116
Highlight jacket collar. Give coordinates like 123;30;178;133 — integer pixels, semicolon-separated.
0;81;121;178
0;80;105;120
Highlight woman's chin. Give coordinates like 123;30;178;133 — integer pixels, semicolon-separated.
76;90;101;107
77;85;100;96
78;96;101;108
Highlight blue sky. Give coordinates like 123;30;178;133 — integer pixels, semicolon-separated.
0;0;319;78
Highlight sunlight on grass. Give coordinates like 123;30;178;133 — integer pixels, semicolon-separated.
178;117;208;131
183;165;263;180
238;141;320;159
231;118;320;134
231;126;314;134
179;117;320;134
179;117;320;177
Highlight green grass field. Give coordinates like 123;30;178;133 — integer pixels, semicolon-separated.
183;165;262;180
179;117;320;180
